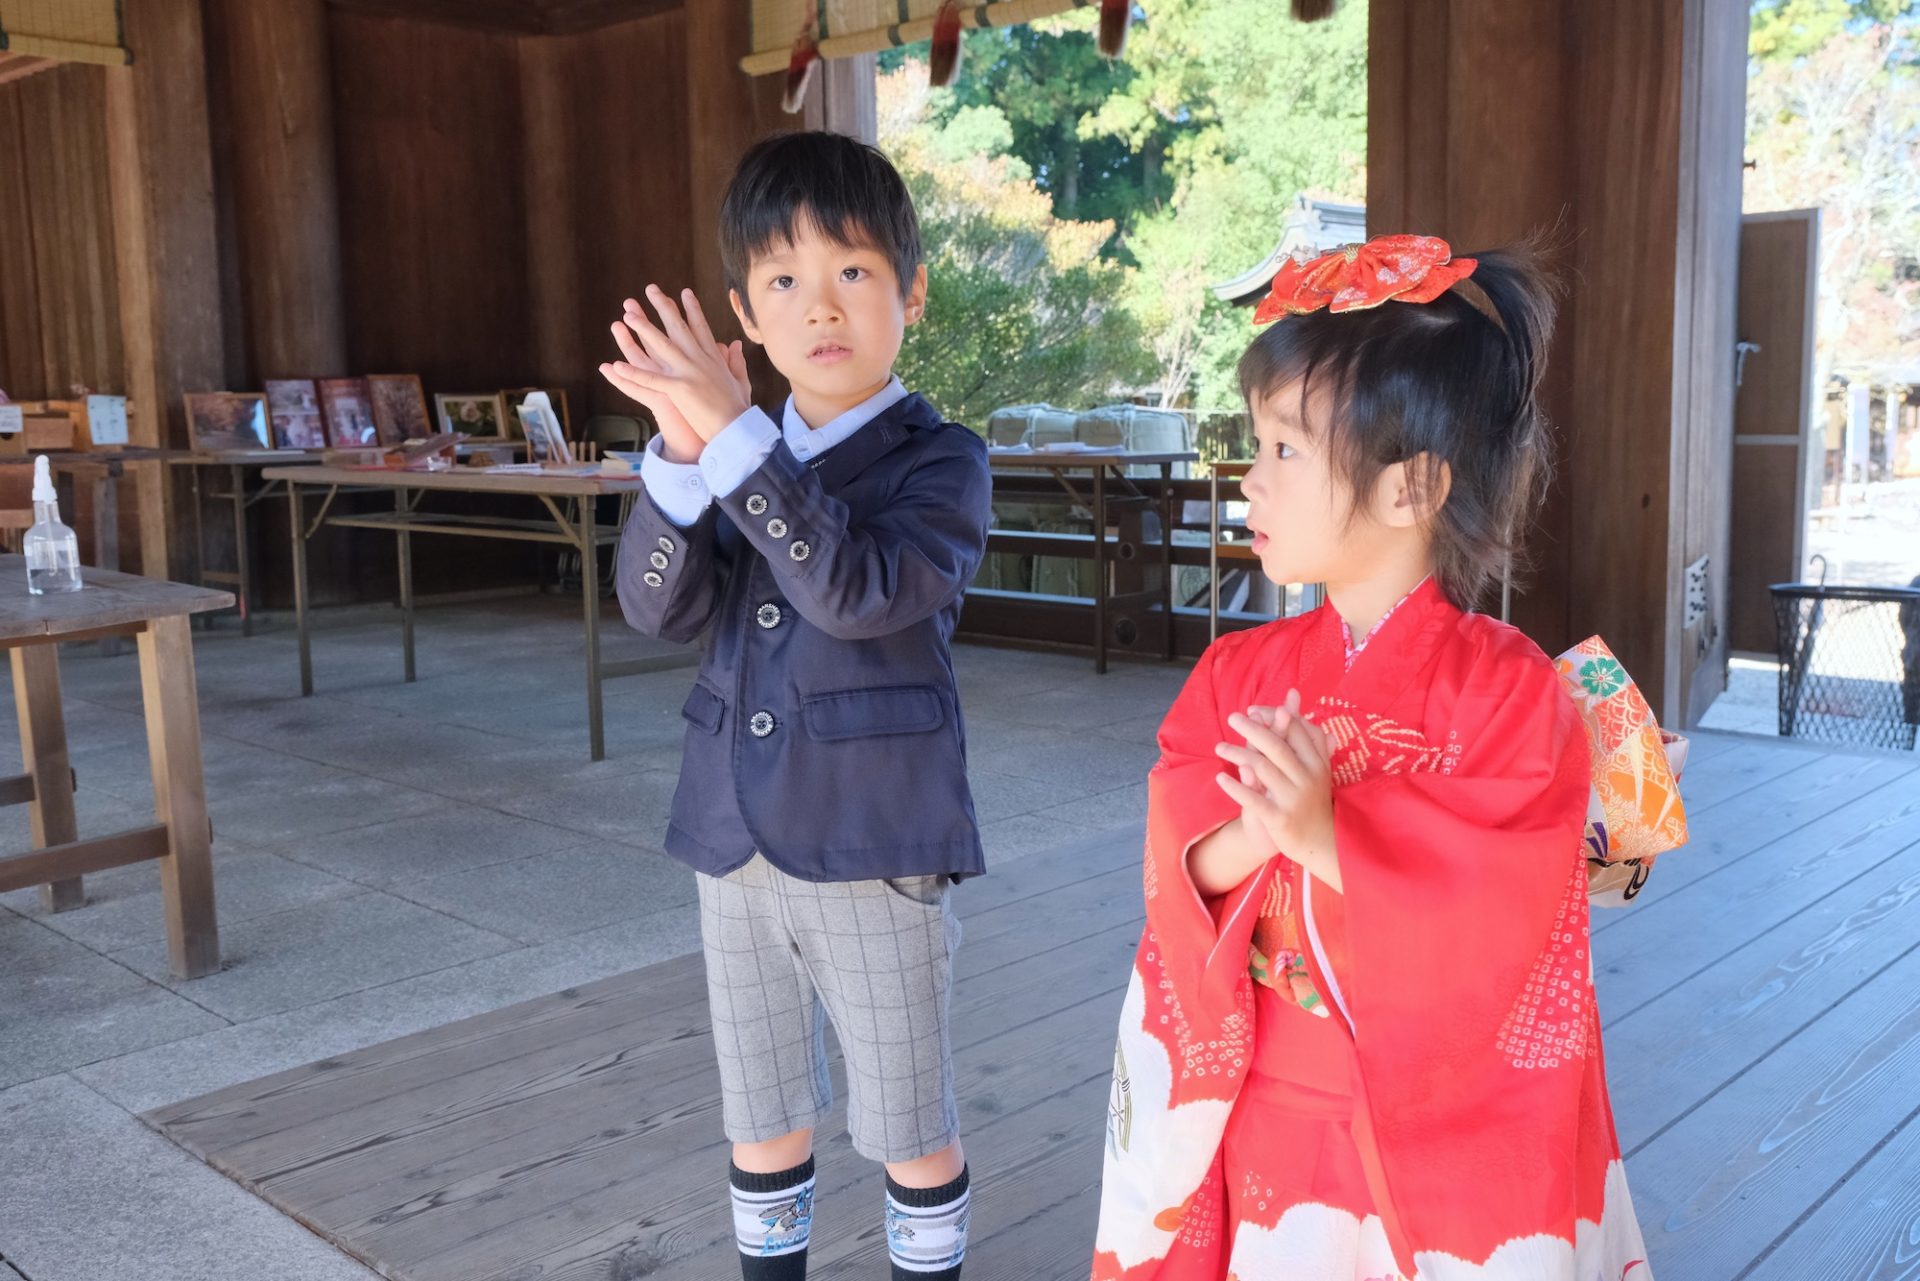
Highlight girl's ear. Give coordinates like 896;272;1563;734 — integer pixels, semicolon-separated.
903;263;929;326
729;289;765;346
1375;453;1451;529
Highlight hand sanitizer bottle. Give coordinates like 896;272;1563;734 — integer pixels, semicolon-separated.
25;455;83;595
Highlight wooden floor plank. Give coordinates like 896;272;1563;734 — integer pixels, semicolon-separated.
1738;1103;1920;1281
1595;768;1920;1013
138;735;1920;1281
1606;834;1920;1153
1596;749;1915;923
1629;943;1920;1279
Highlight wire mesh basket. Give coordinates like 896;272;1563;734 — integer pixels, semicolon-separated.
1770;583;1920;752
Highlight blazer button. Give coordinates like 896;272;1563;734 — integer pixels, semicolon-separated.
745;493;769;516
766;517;789;538
649;550;670;570
657;535;676;554
789;540;811;562
749;710;776;738
756;603;783;629
643;570;664;588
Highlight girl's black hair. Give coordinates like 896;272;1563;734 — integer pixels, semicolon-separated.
719;131;922;318
1237;241;1561;611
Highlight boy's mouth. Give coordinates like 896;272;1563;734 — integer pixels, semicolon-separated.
807;341;853;364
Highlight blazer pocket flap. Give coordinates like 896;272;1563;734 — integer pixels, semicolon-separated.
681;683;724;734
801;685;945;741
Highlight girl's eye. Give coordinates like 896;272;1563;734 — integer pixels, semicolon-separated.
1273;440;1297;460
841;266;864;282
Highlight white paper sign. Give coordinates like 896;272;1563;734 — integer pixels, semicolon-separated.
87;395;130;446
0;406;21;436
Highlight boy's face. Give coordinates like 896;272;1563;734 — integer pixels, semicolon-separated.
729;215;927;420
1240;380;1415;590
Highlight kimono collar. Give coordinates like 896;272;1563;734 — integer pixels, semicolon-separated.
1300;576;1460;711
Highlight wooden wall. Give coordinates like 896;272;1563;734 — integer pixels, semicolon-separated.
1370;0;1747;727
0;0;795;606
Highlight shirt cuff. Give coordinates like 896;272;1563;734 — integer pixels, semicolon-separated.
640;435;713;528
697;406;782;501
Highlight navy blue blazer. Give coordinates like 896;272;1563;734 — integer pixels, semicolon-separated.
615;392;993;882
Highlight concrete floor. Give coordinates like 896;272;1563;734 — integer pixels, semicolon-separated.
0;592;1180;1281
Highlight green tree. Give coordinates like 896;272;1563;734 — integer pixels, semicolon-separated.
878;68;1151;425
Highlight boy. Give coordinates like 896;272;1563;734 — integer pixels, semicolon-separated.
600;131;991;1281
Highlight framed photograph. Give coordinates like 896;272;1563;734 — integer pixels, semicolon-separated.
434;392;508;441
264;379;327;450
318;377;378;448
514;392;573;465
184;392;272;453
503;387;572;440
368;374;431;444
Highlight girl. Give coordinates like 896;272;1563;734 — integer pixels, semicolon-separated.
1091;236;1655;1281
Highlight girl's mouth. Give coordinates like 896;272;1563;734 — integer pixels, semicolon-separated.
1250;531;1270;554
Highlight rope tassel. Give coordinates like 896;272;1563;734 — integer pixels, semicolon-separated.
1098;0;1132;57
930;0;964;87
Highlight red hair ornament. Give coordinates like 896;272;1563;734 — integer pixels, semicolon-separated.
1254;234;1478;326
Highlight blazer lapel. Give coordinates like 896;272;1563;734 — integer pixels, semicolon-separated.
807;394;943;492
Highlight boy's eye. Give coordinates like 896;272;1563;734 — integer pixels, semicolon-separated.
840;266;864;282
770;275;795;290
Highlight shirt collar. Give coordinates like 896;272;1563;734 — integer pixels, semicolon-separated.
780;376;908;464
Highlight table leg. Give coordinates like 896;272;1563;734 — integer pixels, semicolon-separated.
10;646;82;912
580;503;605;761
1093;464;1108;675
96;472;124;658
1160;462;1176;661
290;481;314;696
397;490;416;684
139;615;219;979
232;465;253;637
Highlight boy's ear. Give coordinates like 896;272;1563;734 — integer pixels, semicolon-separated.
903;263;929;327
728;288;765;346
1376;454;1451;528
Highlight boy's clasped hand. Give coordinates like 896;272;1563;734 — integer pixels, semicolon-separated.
599;284;754;463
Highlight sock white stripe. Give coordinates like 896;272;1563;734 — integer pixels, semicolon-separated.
886;1185;969;1273
733;1176;815;1259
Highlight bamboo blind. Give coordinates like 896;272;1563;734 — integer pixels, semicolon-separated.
742;0;1093;75
0;0;129;66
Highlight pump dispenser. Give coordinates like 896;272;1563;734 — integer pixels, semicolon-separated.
24;455;83;595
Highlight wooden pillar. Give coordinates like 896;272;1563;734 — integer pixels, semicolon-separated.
806;53;879;143
1368;0;1745;727
106;0;227;581
218;0;348;381
519;34;585;394
683;0;791;402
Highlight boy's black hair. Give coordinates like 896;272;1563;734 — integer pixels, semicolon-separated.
719;131;922;319
1237;241;1562;611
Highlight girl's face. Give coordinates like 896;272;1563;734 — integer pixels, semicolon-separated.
1240;380;1406;590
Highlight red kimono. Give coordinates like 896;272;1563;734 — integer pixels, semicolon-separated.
1091;580;1653;1281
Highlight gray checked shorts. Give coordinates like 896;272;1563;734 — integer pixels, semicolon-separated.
696;854;962;1164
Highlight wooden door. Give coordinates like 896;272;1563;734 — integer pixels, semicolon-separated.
1729;209;1820;657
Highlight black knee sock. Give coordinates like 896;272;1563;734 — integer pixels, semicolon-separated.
886;1165;970;1280
730;1158;815;1280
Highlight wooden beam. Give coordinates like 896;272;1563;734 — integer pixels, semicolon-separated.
538;0;681;36
323;0;678;35
0;825;170;895
324;0;546;34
